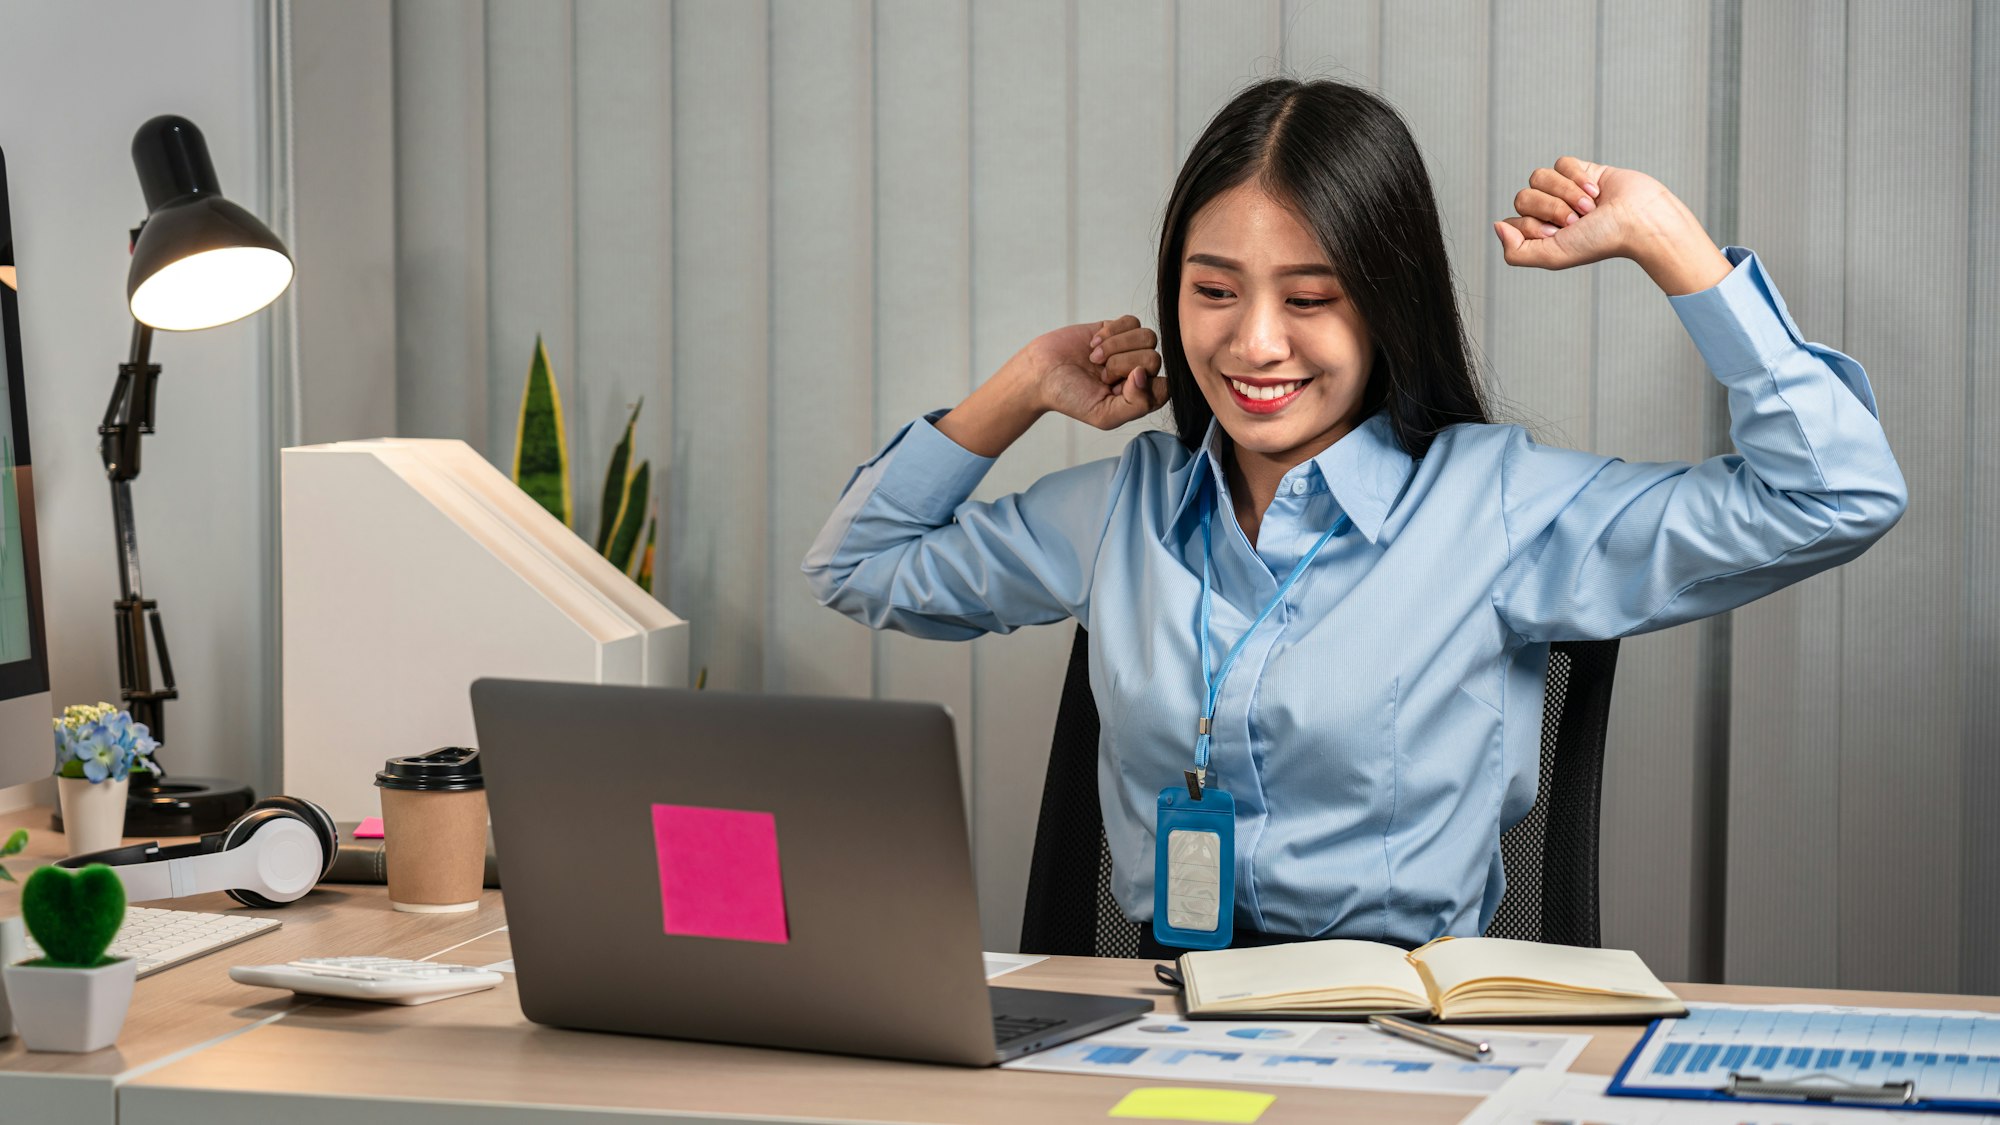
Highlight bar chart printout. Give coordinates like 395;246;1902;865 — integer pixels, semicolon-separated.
1005;1014;1589;1096
1466;1072;2000;1125
1615;1004;2000;1104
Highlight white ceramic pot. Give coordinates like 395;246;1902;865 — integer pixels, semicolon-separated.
0;915;23;1038
56;776;129;856
1;957;137;1052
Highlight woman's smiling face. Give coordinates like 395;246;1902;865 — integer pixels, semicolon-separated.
1177;182;1375;467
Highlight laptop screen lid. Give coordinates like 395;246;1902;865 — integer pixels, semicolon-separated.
472;678;1000;1066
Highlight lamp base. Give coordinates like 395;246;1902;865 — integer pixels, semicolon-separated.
49;777;256;839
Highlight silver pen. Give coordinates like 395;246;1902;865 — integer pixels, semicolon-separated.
1368;1013;1492;1061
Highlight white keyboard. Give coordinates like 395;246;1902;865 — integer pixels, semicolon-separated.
19;906;282;978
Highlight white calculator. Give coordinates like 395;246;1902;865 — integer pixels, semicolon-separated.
230;957;505;1005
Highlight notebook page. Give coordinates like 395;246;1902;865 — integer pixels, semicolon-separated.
1184;940;1427;1009
1414;937;1676;1001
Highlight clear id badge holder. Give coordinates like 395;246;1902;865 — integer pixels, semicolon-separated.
1152;776;1235;950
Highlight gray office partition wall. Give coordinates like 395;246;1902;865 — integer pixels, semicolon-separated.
1725;3;1990;995
1967;0;2000;1003
367;0;2000;990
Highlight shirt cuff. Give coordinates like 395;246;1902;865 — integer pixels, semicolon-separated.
870;408;998;523
1667;246;1812;377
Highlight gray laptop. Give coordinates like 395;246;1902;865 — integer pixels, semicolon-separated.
471;679;1151;1067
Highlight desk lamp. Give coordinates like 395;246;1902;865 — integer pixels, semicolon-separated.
98;115;293;835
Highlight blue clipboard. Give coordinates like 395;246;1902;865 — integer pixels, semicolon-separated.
1607;1006;2000;1115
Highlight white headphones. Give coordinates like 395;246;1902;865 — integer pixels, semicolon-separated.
59;795;338;908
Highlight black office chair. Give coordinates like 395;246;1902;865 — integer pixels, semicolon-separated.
1018;626;1620;956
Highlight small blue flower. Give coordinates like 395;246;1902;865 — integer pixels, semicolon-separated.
53;704;157;784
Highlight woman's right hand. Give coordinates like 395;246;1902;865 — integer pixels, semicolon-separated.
937;315;1168;458
1019;315;1168;431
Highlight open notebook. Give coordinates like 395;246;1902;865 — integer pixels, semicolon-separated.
1174;936;1686;1023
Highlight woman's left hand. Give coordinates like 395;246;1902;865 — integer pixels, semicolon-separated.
1493;156;1731;294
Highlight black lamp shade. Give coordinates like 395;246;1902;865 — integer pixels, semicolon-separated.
125;115;293;331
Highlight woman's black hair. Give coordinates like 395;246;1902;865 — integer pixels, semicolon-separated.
1157;78;1490;458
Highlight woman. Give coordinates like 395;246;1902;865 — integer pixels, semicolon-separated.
803;79;1904;955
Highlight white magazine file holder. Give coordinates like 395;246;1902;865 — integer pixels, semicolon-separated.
282;438;687;819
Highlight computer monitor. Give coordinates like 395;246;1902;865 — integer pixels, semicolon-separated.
0;145;54;791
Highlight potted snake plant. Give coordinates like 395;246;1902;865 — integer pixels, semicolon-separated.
1;862;133;1052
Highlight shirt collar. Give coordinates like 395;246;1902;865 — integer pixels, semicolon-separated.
1165;409;1414;546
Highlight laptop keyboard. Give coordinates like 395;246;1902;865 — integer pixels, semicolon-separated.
993;1012;1066;1045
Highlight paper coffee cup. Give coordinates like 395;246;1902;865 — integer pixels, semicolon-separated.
376;747;487;913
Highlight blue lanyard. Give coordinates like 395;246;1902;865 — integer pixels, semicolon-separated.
1195;489;1349;783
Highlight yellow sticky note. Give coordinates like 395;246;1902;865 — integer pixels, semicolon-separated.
1107;1086;1275;1124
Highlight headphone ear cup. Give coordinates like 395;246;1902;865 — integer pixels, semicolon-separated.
219;807;290;908
249;795;338;880
219;799;331;907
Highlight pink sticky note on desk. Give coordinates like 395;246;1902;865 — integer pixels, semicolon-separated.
651;804;789;944
353;817;385;839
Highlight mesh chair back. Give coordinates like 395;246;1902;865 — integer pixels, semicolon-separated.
1483;638;1619;946
1017;626;1145;956
1018;627;1620;956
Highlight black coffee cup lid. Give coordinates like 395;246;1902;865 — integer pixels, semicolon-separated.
376;746;483;792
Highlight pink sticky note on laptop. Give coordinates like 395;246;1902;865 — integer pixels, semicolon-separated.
651;804;789;944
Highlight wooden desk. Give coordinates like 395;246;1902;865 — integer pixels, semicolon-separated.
0;807;505;1125
9;803;2000;1125
118;926;2000;1125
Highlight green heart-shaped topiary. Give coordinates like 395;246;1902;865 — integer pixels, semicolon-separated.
21;863;126;968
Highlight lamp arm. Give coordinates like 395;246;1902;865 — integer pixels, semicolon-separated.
102;317;177;751
128;318;153;368
100;320;158;484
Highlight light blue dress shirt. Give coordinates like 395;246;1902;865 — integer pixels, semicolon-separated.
803;247;1905;947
